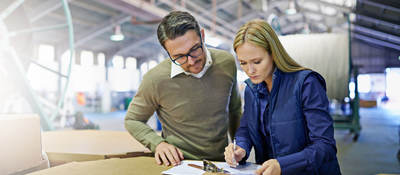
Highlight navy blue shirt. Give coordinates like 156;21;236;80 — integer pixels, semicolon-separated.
236;69;341;175
253;72;328;160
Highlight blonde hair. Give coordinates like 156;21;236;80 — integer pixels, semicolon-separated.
233;19;307;72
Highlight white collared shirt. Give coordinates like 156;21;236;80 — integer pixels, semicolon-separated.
170;46;213;78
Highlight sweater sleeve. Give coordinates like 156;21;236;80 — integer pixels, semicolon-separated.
235;87;253;164
228;64;242;139
276;73;338;175
124;74;165;152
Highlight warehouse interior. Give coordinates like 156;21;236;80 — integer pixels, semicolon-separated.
0;0;399;174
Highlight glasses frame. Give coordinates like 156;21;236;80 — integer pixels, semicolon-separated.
167;35;204;66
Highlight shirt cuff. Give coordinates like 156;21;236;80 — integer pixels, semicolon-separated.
148;135;166;152
236;141;251;164
276;151;307;175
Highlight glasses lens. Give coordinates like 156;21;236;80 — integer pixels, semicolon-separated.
173;56;187;65
189;46;203;58
170;43;203;66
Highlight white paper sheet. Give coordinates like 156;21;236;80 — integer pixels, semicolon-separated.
162;160;260;175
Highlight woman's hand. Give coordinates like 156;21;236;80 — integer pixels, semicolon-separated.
255;159;281;175
224;143;246;167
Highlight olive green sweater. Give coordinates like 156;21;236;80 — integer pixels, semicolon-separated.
125;49;241;161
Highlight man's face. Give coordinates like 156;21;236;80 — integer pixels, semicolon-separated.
164;30;206;74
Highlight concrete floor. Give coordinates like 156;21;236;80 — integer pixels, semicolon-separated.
85;107;400;175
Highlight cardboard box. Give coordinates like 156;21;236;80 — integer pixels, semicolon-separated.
42;130;152;166
0;114;49;175
28;156;169;175
360;99;377;108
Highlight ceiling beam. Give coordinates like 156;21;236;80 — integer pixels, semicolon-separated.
358;0;400;14
29;0;74;23
306;0;352;14
300;7;344;20
232;12;260;27
44;12;96;26
216;0;237;10
353;33;400;51
357;14;400;31
158;0;236;39
184;1;237;33
112;35;158;57
95;0;163;21
70;1;120;17
59;13;131;52
353;24;400;45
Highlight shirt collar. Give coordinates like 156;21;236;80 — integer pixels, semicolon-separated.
170;46;213;78
245;67;280;93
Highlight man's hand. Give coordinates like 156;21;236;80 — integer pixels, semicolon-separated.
255;159;281;175
224;143;246;167
155;142;184;166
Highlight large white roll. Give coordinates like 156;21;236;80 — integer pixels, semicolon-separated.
279;33;350;100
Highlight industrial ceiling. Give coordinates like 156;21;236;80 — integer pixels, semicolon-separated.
1;0;399;73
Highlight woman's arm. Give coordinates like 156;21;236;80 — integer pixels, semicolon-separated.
235;86;254;164
276;73;338;174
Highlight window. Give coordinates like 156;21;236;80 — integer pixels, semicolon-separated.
80;50;94;66
126;57;137;69
112;55;124;69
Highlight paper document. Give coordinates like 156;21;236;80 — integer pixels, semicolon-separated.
162;160;260;175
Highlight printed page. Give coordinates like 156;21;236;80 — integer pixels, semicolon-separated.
162;160;260;175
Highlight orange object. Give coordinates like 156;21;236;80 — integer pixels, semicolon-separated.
76;92;86;106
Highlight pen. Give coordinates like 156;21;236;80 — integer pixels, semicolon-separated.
188;163;203;170
232;138;237;167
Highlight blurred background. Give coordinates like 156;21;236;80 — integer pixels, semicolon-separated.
0;0;399;174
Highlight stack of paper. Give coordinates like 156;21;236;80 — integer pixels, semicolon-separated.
162;160;260;175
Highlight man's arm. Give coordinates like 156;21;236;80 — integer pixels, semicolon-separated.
124;76;165;152
124;74;184;166
228;62;242;139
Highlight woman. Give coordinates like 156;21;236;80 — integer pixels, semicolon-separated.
224;19;341;175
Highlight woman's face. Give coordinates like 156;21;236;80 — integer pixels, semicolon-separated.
236;42;274;84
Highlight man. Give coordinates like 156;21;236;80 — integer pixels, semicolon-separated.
125;11;241;166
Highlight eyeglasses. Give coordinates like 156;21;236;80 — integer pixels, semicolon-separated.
168;39;204;66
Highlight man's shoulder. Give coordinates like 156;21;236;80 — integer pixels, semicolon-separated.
143;59;171;81
209;48;234;60
209;48;237;74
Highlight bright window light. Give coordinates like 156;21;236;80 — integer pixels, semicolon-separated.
158;53;165;62
38;44;55;63
349;81;355;99
112;55;124;69
27;62;58;92
237;70;248;82
140;62;148;75
204;30;223;47
80;50;94;66
97;53;105;67
0;21;9;48
358;74;371;93
386;68;400;99
61;50;75;75
149;60;158;69
126;57;137;69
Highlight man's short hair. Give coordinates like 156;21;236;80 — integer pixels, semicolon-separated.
157;11;201;49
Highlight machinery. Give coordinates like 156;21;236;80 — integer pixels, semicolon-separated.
0;0;75;131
